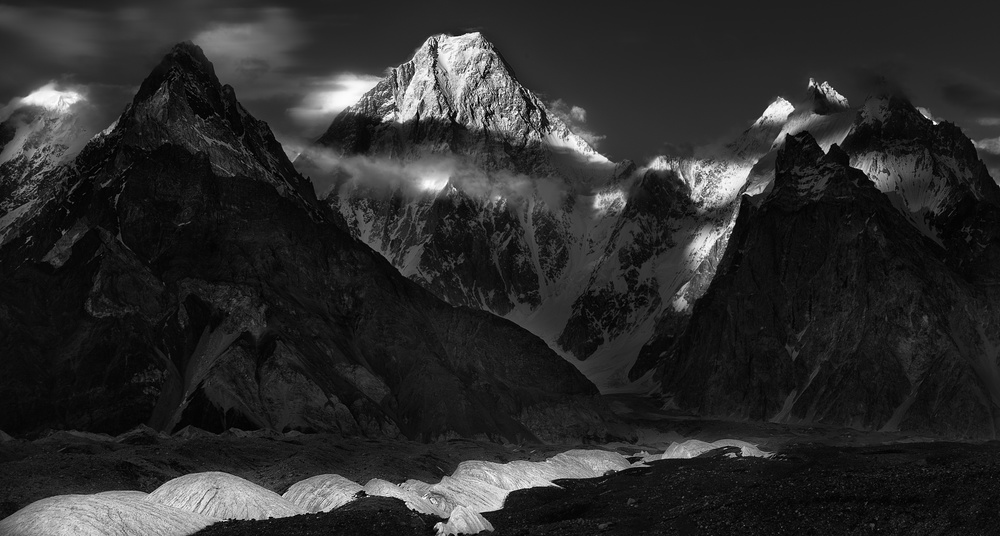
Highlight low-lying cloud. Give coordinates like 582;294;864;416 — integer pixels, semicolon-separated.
292;144;568;209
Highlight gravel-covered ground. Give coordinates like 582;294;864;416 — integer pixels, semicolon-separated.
190;441;1000;535
3;396;999;535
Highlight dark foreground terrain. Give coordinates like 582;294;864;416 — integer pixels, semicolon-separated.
3;397;998;535
189;441;1000;536
3;428;999;535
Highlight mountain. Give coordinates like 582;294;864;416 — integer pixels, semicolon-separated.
305;32;652;389
309;35;856;391
643;132;1000;436
626;81;859;380
0;42;608;443
0;86;97;246
313;32;610;176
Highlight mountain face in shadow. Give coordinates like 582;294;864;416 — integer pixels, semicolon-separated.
0;42;608;443
644;132;1000;437
840;93;1000;284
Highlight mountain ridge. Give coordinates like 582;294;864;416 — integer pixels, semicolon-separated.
643;131;1000;435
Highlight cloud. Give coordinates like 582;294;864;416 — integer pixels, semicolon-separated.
974;137;1000;182
287;73;381;135
977;117;1000;126
0;4;310;93
291;143;568;209
549;99;606;149
0;6;104;62
658;141;695;159
192;8;304;100
916;107;942;124
0;3;228;70
975;137;1000;155
0;81;84;120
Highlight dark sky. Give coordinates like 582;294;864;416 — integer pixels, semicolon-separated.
3;0;1000;163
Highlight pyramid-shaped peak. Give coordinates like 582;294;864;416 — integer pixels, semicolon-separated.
130;42;220;104
315;31;608;169
753;97;795;127
806;78;850;114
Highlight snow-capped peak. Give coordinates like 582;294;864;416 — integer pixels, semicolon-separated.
317;32;610;177
806;78;850;114
419;32;498;69
753;97;795;128
16;82;84;115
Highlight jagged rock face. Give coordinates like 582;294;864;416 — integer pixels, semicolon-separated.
647;133;1000;437
626;83;858;382
840;94;1000;282
0;43;606;443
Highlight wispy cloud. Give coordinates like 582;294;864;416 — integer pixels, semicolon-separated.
0;81;84;120
287;73;381;136
0;6;104;62
549;99;606;149
0;3;227;69
977;117;1000;127
0;4;314;119
916;106;943;124
974;137;1000;182
292;143;569;209
192;8;304;99
975;137;1000;154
